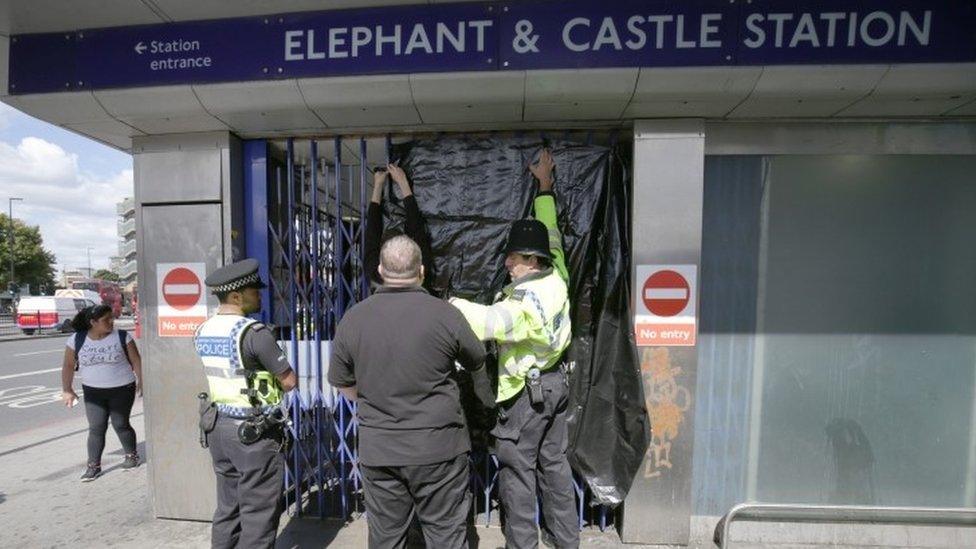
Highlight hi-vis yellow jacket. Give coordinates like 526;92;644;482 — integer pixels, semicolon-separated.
194;314;284;412
451;194;571;402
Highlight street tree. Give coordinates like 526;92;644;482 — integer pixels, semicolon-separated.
93;269;120;282
0;213;57;295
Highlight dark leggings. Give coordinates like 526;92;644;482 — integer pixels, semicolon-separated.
82;383;137;464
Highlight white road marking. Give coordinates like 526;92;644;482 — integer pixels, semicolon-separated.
0;367;62;381
13;349;65;357
0;385;74;408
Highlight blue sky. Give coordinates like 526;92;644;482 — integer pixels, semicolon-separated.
0;101;133;281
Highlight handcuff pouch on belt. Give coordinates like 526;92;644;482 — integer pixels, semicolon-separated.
526;367;544;405
198;392;217;448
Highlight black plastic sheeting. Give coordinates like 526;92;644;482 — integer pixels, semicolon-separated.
383;136;650;507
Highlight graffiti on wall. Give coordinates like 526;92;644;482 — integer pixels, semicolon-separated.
641;347;692;479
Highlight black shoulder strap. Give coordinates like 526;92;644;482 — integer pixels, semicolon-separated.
118;329;132;366
73;331;87;371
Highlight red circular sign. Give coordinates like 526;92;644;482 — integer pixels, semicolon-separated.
642;270;690;317
162;268;202;311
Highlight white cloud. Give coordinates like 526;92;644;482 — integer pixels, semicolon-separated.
0;136;133;277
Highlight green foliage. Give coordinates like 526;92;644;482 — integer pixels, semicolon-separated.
93;269;120;282
0;213;57;295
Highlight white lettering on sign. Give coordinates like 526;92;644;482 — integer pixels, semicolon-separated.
561;14;725;52
283;20;494;61
136;37;212;72
557;10;930;54
743;10;930;49
150;39;201;53
150;57;213;70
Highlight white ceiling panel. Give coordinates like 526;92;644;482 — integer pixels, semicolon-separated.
728;98;861;118
63;119;144;151
410;71;524;106
868;63;976;95
523;102;627;122
0;0;162;34
416;103;522;125
94;85;210;117
216;110;325;134
299;75;414;108
835;64;976;117
728;65;889;118
630;66;761;102
298;75;419;126
837;97;976;118
119;115;229;135
411;71;523;124
192;79;324;131
749;65;888;97
624;100;744;119
3;91;112;124
524;69;637;103
313;106;421;128
193;79;312;114
944;97;976;116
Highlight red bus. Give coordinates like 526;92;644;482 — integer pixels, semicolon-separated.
72;279;123;318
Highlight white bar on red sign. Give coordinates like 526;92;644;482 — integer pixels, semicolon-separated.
164;284;200;294
644;288;688;300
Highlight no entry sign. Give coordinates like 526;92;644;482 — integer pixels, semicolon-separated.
634;265;697;347
162;267;202;310
642;270;690;317
156;262;207;337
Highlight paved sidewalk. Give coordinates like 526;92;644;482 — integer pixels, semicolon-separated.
0;402;513;548
5;406;972;548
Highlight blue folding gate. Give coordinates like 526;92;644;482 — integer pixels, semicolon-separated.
243;135;612;531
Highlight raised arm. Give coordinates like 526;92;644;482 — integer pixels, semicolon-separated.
529;149;568;282
364;169;387;285
388;163;436;288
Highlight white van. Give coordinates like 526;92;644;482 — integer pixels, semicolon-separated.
16;296;96;335
55;288;103;304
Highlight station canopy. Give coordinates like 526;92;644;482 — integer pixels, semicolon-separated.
0;0;973;151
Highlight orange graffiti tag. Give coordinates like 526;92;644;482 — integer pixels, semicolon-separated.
641;347;691;479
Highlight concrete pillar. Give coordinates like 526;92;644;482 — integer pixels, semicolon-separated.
133;132;243;520
621;120;705;544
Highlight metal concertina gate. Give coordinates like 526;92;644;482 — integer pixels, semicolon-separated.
243;134;611;531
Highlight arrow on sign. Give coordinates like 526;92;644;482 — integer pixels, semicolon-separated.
134;42;147;54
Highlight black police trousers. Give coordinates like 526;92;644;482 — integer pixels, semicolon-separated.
493;370;579;549
208;416;284;549
361;452;471;549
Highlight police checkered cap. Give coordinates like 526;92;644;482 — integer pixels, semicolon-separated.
205;259;267;293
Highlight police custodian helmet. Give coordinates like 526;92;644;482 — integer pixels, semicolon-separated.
204;258;267;293
503;219;551;260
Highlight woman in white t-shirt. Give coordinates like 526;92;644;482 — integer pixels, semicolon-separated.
60;305;144;482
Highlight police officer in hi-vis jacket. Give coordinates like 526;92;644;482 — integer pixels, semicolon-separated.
194;259;297;549
450;149;578;548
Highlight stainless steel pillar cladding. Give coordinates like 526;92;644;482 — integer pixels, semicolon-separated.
133;132;244;520
622;120;705;544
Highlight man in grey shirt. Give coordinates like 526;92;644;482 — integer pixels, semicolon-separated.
329;235;492;549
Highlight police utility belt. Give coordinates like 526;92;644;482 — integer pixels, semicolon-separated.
524;362;573;406
198;395;289;447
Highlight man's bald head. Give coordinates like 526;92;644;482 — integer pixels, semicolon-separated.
379;235;423;283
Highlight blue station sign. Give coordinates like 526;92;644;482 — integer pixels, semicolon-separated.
8;0;976;94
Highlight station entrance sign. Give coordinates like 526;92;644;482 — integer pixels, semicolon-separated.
634;265;697;347
156;263;207;337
